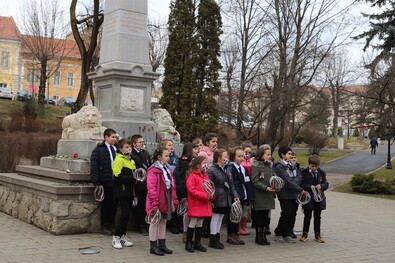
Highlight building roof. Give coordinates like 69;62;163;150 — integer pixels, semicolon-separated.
20;34;81;59
0;16;21;40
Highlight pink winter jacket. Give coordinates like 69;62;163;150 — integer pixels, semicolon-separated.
146;163;178;215
186;169;213;217
198;146;214;168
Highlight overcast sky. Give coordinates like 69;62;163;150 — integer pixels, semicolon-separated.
0;0;380;83
0;0;172;19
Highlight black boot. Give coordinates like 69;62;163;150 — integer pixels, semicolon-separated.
262;231;271;245
264;218;271;235
194;227;207;252
185;227;195;252
158;239;173;254
209;234;216;248
150;240;165;256
215;233;224;249
255;227;265;245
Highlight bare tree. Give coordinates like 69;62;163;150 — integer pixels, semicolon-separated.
19;0;69;104
148;17;168;73
262;0;355;149
70;0;104;112
220;0;272;142
319;51;358;137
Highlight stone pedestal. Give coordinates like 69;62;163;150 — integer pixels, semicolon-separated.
338;137;344;150
0;165;99;235
57;139;101;159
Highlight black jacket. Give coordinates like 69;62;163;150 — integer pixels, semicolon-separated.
130;148;151;195
301;167;328;210
90;141;115;187
173;156;190;200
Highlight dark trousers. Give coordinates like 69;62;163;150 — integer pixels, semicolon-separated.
275;199;298;237
133;189;147;228
101;186;118;227
255;210;269;229
114;196;132;237
371;146;377;154
226;207;238;234
303;205;322;234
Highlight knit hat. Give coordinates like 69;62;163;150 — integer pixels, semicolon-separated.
278;145;292;159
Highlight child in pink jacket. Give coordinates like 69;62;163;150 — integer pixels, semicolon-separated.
198;133;218;168
185;156;214;253
146;147;178;256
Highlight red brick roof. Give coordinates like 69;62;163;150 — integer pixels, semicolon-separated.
0;16;21;40
20;34;81;59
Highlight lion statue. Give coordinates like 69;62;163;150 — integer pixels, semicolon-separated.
61;105;107;140
152;108;181;141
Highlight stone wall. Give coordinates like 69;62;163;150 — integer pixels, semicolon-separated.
0;185;101;235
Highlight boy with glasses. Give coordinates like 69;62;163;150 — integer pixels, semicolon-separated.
130;134;152;235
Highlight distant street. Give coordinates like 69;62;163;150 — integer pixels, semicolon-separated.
321;142;395;175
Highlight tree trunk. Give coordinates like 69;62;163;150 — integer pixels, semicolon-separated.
38;59;48;105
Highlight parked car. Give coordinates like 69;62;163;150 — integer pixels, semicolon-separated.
0;87;14;100
17;90;32;101
58;97;75;107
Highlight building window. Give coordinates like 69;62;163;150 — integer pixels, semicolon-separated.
27;69;38;84
54;71;61;86
1;51;9;68
67;72;74;87
0;83;7;87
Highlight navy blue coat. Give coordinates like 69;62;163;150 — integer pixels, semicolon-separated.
301;167;329;210
90;141;115;187
274;161;303;200
227;164;254;201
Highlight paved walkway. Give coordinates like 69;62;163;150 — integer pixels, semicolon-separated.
1;190;395;263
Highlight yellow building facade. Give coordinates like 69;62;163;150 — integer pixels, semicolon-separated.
0;16;81;101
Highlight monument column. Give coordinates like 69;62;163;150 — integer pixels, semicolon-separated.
88;0;159;137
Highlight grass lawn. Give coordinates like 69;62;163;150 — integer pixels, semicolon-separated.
332;160;395;200
0;99;71;130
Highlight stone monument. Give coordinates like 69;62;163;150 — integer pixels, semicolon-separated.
152;108;181;142
88;0;159;137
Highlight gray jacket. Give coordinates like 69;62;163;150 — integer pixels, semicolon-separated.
274;160;302;200
251;158;275;210
207;164;238;208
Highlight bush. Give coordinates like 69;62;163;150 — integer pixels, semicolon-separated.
350;173;394;194
352;128;360;138
0;132;59;172
294;133;305;144
337;127;343;136
301;127;328;155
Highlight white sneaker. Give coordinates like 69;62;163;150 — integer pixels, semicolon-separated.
284;236;297;243
112;236;122;249
120;235;134;247
274;235;284;243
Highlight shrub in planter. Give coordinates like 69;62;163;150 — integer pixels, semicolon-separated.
350;173;394;194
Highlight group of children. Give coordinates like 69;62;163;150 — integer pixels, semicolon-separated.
91;129;328;256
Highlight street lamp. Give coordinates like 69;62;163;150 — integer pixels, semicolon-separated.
385;128;392;169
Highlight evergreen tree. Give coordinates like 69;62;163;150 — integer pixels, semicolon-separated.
193;0;223;138
160;0;222;141
355;1;395;56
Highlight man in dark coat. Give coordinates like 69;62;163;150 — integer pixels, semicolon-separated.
370;137;378;154
91;128;118;235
